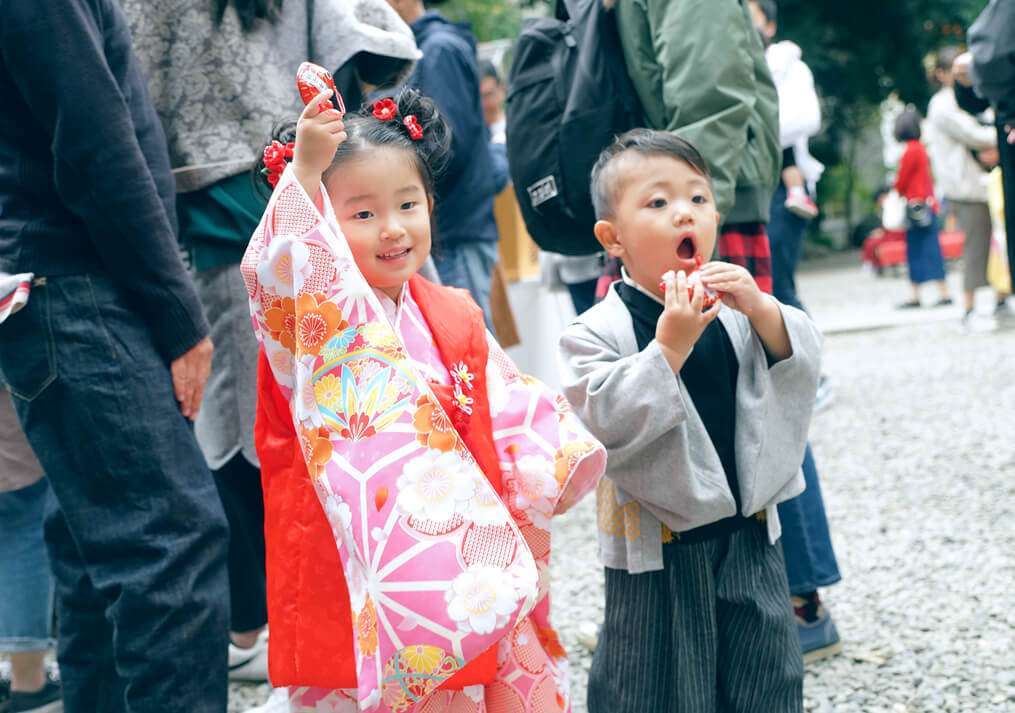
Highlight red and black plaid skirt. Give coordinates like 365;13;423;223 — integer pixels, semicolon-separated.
718;221;773;295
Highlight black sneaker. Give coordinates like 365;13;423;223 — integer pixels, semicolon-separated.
7;680;62;713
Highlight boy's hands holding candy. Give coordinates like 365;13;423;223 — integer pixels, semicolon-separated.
698;262;767;317
292;89;347;199
656;270;722;373
699;261;793;361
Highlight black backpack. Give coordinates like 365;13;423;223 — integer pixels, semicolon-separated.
505;0;643;256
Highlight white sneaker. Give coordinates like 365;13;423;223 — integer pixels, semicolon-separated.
962;311;997;334
229;630;269;682
576;620;599;652
242;687;290;713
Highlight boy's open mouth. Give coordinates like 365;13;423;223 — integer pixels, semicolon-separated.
676;236;696;260
378;247;411;261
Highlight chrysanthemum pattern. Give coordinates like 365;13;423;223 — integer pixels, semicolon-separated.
244;167;606;711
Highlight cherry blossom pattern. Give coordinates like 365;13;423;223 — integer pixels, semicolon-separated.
257;234;311;295
446;564;521;635
508;455;560;528
396;449;476;523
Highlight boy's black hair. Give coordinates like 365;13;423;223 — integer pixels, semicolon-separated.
590;128;713;219
254;88;452;200
480;60;502;85
893;107;922;143
755;0;778;25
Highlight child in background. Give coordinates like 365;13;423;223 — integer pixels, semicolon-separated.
559;129;821;713
894;107;953;309
242;87;605;712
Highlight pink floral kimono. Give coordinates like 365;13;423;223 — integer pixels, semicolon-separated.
240;167;606;712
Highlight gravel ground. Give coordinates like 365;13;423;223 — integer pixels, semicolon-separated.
229;259;1015;712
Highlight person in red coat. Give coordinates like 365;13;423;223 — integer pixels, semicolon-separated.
893;108;953;308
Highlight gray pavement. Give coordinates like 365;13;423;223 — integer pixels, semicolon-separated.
230;257;1015;712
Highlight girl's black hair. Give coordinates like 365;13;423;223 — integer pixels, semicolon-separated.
590;128;713;219
253;88;452;200
894;107;922;143
214;0;284;32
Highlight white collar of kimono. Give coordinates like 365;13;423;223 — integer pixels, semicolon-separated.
620;267;664;306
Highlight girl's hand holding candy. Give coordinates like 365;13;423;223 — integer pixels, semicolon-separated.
292;89;347;199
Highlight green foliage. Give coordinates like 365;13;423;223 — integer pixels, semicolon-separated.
779;0;988;154
434;0;524;42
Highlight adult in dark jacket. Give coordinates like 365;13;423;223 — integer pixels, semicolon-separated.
0;1;230;711
955;0;1015;289
386;0;501;327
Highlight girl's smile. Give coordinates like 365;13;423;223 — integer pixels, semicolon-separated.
325;146;433;301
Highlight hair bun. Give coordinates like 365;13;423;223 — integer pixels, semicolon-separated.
395;88;451;178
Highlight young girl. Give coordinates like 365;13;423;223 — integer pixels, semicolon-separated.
894;107;953;309
241;87;606;712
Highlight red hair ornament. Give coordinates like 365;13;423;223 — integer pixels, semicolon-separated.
261;140;294;187
372;98;398;122
403;115;424;141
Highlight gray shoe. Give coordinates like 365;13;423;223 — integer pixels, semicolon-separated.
798;608;843;664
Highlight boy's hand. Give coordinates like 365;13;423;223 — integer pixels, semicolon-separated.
292;89;347;193
656;270;721;373
700;261;793;361
699;262;767;317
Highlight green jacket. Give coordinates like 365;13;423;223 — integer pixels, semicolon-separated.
615;0;781;225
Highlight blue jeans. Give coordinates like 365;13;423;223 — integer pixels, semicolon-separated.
0;274;230;713
0;478;55;652
768;184;807;312
777;445;842;595
769;191;841;595
433;241;499;331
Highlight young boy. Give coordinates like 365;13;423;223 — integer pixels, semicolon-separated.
559;129;821;713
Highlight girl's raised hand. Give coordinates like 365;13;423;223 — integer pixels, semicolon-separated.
293;89;347;193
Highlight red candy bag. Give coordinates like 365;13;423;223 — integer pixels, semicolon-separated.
296;62;345;114
659;256;721;309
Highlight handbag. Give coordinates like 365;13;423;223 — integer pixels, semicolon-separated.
881;190;908;231
905;199;934;229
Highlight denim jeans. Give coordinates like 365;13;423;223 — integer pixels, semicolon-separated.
433;241;499;331
0;274;230;713
777;445;842;595
768;184;807;312
0;478;55;652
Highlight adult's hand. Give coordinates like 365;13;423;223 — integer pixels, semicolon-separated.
1006;125;1014;145
978;147;1000;168
171;337;213;420
952;52;974;88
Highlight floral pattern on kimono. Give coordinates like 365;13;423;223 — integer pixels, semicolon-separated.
240;166;606;712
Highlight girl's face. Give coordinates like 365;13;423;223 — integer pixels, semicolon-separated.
326;146;433;301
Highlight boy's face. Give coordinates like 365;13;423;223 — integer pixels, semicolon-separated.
594;154;719;300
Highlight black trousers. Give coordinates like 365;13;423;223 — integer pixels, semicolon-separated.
587;523;804;713
213;454;268;633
